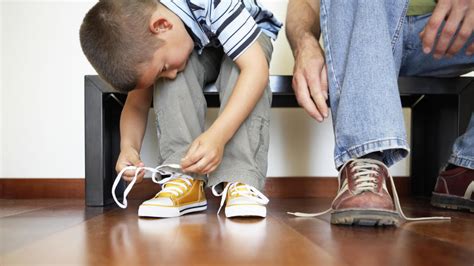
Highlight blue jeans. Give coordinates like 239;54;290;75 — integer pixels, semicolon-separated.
320;0;474;169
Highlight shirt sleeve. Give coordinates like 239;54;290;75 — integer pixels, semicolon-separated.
209;0;261;60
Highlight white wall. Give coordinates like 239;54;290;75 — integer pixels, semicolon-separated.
0;0;411;179
0;1;3;177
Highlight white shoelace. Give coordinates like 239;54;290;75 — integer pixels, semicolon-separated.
212;182;270;215
288;159;451;222
112;163;182;208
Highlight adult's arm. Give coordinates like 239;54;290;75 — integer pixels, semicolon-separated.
286;0;328;122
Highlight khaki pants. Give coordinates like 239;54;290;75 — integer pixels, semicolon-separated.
153;34;273;190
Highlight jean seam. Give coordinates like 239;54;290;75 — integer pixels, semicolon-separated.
320;1;342;99
391;0;410;52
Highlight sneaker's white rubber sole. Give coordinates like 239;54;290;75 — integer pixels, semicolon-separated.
138;200;207;218
225;205;266;218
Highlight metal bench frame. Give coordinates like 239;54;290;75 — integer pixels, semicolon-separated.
84;75;474;206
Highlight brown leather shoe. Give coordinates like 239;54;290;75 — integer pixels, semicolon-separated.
431;166;474;212
330;158;400;226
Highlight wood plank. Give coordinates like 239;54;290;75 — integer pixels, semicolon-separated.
269;198;474;266
0;199;345;265
0;199;63;218
1;198;472;265
0;200;113;254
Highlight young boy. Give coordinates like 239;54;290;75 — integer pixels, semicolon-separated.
80;0;282;218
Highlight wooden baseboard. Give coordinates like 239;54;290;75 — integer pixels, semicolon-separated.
0;177;411;199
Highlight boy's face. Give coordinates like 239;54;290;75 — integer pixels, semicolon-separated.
136;37;193;90
135;6;194;91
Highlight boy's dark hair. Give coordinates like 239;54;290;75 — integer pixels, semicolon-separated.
80;0;162;92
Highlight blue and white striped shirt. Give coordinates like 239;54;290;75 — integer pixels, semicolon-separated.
161;0;282;60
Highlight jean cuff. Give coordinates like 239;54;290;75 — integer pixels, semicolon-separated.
448;155;474;170
334;138;410;169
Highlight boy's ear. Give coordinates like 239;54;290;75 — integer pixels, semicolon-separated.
150;18;173;34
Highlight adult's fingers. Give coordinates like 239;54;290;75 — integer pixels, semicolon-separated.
466;41;474;55
321;65;329;101
433;4;465;58
446;15;474;56
306;64;328;119
422;1;451;54
293;73;323;121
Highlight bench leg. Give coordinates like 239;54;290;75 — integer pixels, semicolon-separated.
85;77;124;206
411;81;474;197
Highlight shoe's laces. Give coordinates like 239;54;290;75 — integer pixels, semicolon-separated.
288;159;451;223
155;175;194;198
350;160;380;194
212;182;269;215
112;163;181;208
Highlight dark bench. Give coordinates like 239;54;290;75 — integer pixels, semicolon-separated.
84;75;474;206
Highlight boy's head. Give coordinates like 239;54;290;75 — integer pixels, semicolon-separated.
80;0;193;92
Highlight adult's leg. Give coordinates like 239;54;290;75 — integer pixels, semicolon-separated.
400;13;474;170
315;0;415;225
320;0;410;169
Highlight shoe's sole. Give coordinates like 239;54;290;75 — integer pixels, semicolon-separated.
331;209;400;226
138;200;207;218
431;193;474;212
225;205;266;218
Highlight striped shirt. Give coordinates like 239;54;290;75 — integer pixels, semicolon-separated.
161;0;282;60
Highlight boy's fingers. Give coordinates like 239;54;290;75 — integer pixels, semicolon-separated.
183;156;210;174
182;141;200;166
182;149;206;171
201;157;220;174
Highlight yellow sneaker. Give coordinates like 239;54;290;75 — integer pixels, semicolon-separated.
212;182;269;218
138;175;207;218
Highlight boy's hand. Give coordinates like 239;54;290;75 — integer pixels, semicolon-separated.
181;130;225;175
115;148;145;183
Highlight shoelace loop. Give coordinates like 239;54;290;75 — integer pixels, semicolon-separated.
288;159;451;222
212;182;269;215
112;164;182;208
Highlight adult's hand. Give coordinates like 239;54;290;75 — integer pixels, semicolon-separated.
292;35;329;122
421;0;474;58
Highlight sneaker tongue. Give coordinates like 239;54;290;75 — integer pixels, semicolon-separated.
156;178;189;198
230;183;251;196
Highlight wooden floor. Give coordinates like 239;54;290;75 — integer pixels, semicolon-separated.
1;197;473;266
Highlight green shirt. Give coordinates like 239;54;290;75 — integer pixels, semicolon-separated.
407;0;436;16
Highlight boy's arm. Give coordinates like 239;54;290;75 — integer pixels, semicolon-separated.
181;40;268;174
116;86;153;182
286;0;328;122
